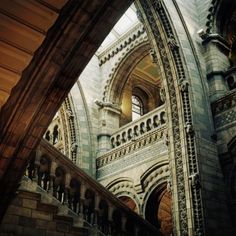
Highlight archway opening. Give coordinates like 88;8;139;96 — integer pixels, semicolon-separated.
119;196;138;213
119;54;162;126
145;184;173;236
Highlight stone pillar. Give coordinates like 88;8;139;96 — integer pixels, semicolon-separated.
93;193;100;227
95;100;121;156
203;34;231;102
121;214;127;236
107;204;114;236
78;183;86;226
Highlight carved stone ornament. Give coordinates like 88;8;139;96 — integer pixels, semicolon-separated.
94;99;120;110
136;10;144;23
185;122;194;134
160;86;166;102
149;48;158;63
189;173;201;190
66;109;74;119
179;80;189;92
167;177;172;192
71;142;78;153
168;34;179;50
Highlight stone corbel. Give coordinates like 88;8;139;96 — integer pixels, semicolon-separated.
94;99;121;114
202;33;230;52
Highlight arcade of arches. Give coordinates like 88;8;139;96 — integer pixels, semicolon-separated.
0;0;236;235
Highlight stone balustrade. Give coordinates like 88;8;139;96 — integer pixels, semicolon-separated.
26;139;159;236
97;127;166;169
110;105;166;149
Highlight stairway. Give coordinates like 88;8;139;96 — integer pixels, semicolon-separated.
0;140;159;236
0;176;102;236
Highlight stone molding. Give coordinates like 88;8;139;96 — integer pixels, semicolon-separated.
98;23;147;65
137;0;204;234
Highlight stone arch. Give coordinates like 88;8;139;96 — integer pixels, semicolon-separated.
106;178;141;214
141;162;170;213
144;183;173;236
103;42;151;104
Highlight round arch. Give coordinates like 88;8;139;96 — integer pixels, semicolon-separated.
144;183;173;236
103;42;151;104
106;178;141;214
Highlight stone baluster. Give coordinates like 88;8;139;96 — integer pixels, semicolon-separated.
78;182;86;225
63;173;71;207
121;214;127;236
107;204;114;236
33;150;41;184
48;161;56;195
94;193;100;227
134;225;140;236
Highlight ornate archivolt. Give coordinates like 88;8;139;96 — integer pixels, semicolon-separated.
140;162;169;194
135;0;204;234
140;162;170;217
102;42;151;104
98;23;148;66
106;178;141;214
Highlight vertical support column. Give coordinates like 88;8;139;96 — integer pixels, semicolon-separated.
33;150;41;184
121;214;127;236
107;204;114;236
95;101;121;157
94;193;100;227
202;34;230;102
63;173;71;207
48;161;56;196
78;182;86;226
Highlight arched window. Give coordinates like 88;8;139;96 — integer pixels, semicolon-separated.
132;95;144;120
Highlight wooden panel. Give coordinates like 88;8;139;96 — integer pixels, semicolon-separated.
41;0;69;10
0;0;58;33
0;67;20;92
0;91;9;108
0;13;45;54
0;41;32;73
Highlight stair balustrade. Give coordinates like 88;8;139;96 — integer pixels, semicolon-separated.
26;139;159;236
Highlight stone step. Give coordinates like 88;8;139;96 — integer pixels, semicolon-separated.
0;178;91;236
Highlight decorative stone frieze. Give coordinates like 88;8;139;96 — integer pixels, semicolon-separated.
211;90;236;129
